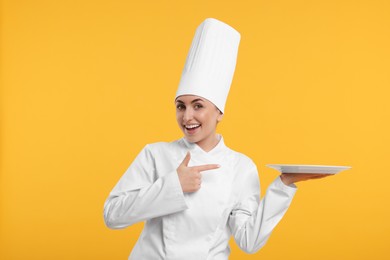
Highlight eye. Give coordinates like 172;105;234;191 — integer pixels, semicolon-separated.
176;104;185;111
194;103;203;110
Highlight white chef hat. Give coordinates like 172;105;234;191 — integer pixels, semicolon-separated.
175;18;241;113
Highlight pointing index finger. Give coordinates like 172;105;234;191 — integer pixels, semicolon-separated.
193;164;221;172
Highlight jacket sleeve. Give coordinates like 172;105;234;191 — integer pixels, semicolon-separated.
103;145;188;229
229;165;296;254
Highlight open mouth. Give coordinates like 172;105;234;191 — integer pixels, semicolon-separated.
184;124;201;132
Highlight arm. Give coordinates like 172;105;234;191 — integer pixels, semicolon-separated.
103;145;188;229
229;166;297;254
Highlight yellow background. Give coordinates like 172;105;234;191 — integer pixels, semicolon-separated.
1;0;389;259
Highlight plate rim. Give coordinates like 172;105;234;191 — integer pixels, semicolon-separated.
266;164;351;169
265;164;352;174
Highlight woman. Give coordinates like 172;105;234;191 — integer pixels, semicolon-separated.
104;18;329;260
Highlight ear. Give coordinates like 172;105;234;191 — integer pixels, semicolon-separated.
217;113;224;122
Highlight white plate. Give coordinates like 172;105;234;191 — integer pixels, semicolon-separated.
266;164;351;174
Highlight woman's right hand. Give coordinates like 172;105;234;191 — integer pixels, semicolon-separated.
177;152;220;193
280;173;333;185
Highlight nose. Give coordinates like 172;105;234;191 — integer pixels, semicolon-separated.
183;107;194;122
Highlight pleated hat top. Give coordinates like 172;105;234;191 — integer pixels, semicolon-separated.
175;18;241;113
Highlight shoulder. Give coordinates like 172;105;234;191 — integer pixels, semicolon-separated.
224;146;260;191
224;145;257;171
143;139;184;154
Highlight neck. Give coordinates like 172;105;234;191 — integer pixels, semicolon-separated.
196;134;220;152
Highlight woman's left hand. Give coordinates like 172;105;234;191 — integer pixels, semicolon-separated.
280;173;333;186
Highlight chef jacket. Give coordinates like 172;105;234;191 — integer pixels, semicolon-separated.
104;136;297;260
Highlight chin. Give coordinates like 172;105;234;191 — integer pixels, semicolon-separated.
184;135;200;143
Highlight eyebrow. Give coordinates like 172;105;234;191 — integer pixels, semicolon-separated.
176;98;204;104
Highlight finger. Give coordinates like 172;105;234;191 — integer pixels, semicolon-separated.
308;173;332;177
194;164;221;172
193;172;201;180
286;173;332;177
302;174;333;181
311;174;333;179
181;152;191;167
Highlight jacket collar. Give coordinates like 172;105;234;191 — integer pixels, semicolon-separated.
181;134;226;156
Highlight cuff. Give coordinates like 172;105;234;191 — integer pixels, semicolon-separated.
274;176;297;195
163;170;188;210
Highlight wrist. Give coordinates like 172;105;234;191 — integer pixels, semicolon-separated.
280;174;293;186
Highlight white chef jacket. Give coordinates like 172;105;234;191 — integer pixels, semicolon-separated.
104;136;297;260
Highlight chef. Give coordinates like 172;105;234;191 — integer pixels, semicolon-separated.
104;18;328;260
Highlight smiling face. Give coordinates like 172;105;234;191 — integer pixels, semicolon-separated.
175;95;224;152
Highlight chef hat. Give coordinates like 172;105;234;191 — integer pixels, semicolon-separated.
175;18;241;113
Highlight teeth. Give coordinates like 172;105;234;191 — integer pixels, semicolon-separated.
185;124;200;129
